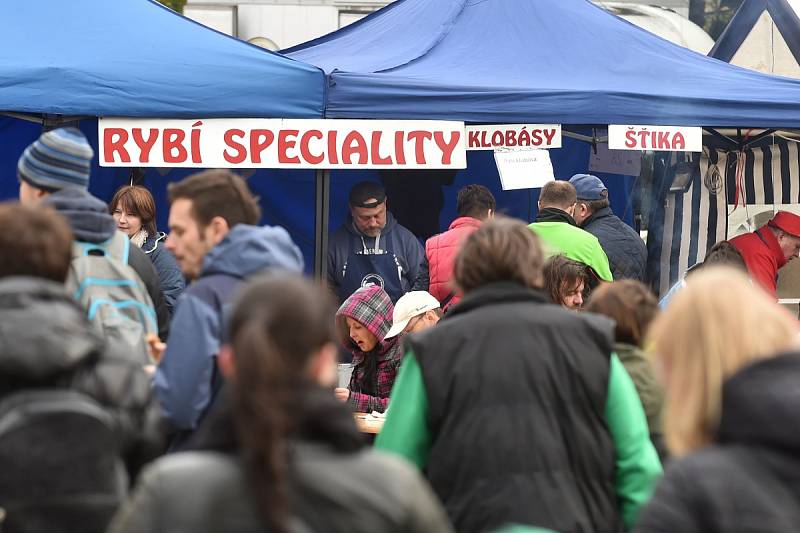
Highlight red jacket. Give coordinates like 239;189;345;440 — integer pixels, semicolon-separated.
730;226;787;297
425;217;482;310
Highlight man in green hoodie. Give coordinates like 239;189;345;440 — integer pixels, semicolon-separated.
529;180;613;282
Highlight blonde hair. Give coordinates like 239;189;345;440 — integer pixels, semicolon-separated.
647;266;798;456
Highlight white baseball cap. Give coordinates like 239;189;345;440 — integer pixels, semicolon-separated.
385;291;441;339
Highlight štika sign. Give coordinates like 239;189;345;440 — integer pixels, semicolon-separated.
466;124;561;150
99;118;467;169
608;125;702;152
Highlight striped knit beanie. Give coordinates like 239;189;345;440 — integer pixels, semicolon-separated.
17;127;93;191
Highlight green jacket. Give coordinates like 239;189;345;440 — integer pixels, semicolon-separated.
376;351;661;531
528;221;614;281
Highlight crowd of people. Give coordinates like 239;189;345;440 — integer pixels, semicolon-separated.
1;126;799;532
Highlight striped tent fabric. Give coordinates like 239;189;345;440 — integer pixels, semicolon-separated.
648;140;800;296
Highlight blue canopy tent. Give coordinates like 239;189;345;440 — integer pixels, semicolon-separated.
285;0;800;127
0;0;325;271
286;0;800;289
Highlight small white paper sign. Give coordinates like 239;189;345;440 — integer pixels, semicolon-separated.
493;149;555;190
588;141;642;176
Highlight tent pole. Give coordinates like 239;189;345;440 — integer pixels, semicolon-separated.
314;168;331;281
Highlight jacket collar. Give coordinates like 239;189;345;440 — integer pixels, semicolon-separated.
447;281;548;318
448;216;483;231
581;206;614;228
534;207;577;226
757;226;788;270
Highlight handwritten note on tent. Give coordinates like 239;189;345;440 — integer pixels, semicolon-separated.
493;149;555;190
98;118;467;169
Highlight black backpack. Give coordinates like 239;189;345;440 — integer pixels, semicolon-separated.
0;389;127;533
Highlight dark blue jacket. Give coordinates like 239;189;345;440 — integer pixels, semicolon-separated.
142;232;185;315
581;207;647;282
154;224;304;433
327;212;428;303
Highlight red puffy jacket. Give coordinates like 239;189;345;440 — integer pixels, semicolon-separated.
730;226;787;297
425;217;482;310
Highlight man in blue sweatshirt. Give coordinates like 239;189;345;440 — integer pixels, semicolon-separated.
154;170;304;447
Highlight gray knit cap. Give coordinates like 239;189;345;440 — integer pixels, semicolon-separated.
17;127;94;191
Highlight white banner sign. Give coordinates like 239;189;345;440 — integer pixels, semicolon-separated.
98;118;467;169
467;124;561;150
608;125;702;152
493;149;555;190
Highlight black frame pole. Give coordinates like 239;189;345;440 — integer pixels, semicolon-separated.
313;168;331;281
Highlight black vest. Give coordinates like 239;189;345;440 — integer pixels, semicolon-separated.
408;282;622;533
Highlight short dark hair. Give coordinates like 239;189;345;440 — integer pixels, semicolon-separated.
168;170;261;229
578;198;610;214
0;202;73;282
698;240;747;273
585;280;658;346
454;217;544;293
457;184;496;219
542;255;588;305
539;181;577;210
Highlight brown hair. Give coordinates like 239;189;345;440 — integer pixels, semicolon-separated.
585;280;657;346
167;169;261;229
539;180;577;210
0;202;73;282
647;267;798;456
578;198;611;215
457;184;496;219
696;240;746;273
542;255;587;305
109;185;157;235
229;273;339;532
454;217;544;293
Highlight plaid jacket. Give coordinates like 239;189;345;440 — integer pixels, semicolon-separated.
336;285;404;413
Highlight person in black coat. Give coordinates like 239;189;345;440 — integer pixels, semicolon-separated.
570;174;647;281
637;267;800;532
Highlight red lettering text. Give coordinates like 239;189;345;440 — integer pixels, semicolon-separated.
342;131;368;165
223;129;247;164
163;129;188;163
250;129;275;164
103;128;131;163
299;130;324;165
407;131;432;164
278;130;300;164
433;131;461;165
132;128;158;163
371;131;392;165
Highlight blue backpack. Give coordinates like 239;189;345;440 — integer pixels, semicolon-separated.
66;232;157;364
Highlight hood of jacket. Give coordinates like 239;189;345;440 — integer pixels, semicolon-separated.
343;211;399;252
0;277;103;382
142;231;167;255
336;284;395;354
43;188;117;243
534;207;577;226
200;224;304;279
717;352;800;453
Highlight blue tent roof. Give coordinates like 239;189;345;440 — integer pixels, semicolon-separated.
285;0;800;127
0;0;324;118
710;0;800;65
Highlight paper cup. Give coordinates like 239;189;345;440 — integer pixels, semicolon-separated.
337;363;355;388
